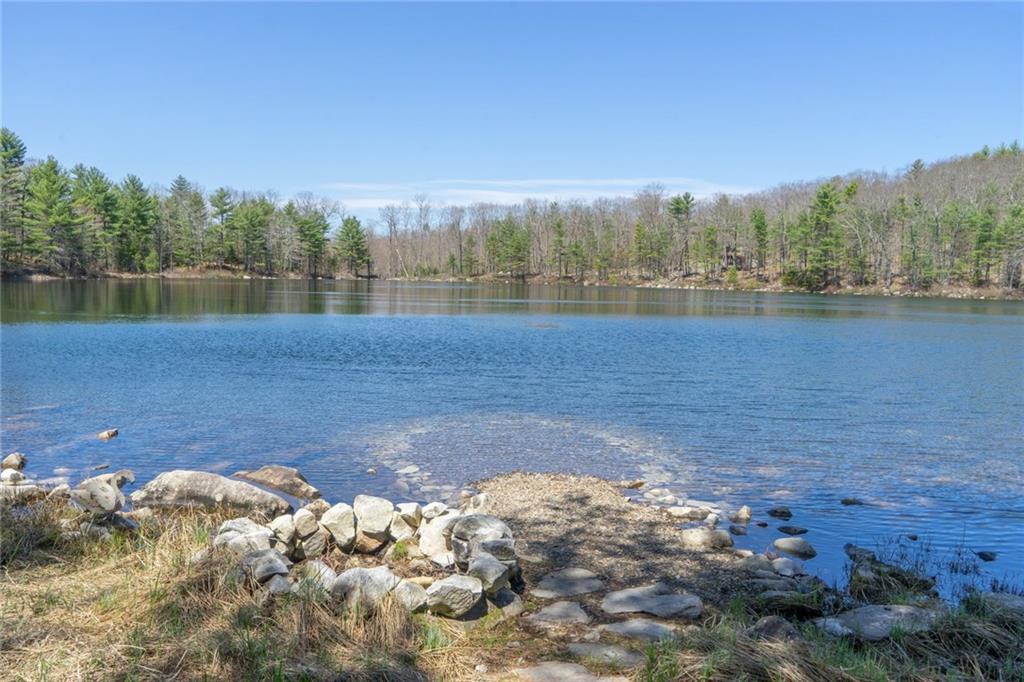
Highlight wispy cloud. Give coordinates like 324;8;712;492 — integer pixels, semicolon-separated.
318;176;755;218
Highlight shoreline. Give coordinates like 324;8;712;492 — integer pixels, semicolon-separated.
4;267;1023;302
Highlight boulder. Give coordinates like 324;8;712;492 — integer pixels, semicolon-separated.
468;553;510;595
731;505;752;522
771;557;805;577
491;587;525;618
417;510;462;558
840;497;865;506
976;551;997;562
773;537;817;559
389;512;417;542
479;538;517;562
533;567;604;599
297;560;337;592
667;505;709;521
601;582;703;619
269;514;297;545
320;502;356;550
393;580;428;613
451;514;513;567
814;605;941;641
978;592;1024;619
426;575;484;617
332;566;401;611
233;464;321;499
396;502;422;527
744;615;802;641
2;452;26;470
525;601;591;626
215;518;274;554
421;501;449;520
296;524;329;559
680;527;733;550
243;548;292;584
97;428;119;440
302;498;331;519
567;643;644;668
130;470;291;517
777;526;808;536
767;506;792;519
353;494;394;541
598;618;676;642
265;574;293;596
292;508;318;538
1;483;44;506
463;492;494;514
71;476;124;514
1;468;25;484
728;524;747;536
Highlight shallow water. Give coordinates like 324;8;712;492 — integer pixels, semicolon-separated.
2;279;1022;593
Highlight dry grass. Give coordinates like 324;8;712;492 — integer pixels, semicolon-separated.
0;500;479;681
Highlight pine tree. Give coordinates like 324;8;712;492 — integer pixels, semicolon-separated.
23;157;78;269
1;128;28;262
70;165;116;270
209;187;236;266
114;175;158;272
751;207;769;274
337;216;370;277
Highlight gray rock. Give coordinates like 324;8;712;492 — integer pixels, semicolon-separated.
244;548;292;583
601;582;703;619
292;508;319;538
978;592;1024;619
71;476;124;514
771;557;806;577
598;618;676;642
777;525;808;535
393;580;428;613
491;587;525;618
1;468;25;484
737;554;774;572
767;506;792;519
840;497;865;506
396;502;422;527
298;560;337;592
843;543;877;562
97;428;119;440
728;524;748;536
233;464;321;500
773;537;817;559
814;605;941;641
265;574;292;595
731;505;752;522
667;505;709;521
745;615;802;641
533;567;604;599
480;537;517;562
526;601;591;626
468;552;511;595
216;521;273;555
353;494;394;540
426;574;484;617
451;514;513;567
680;527;733;550
976;551;997;562
567;642;644;667
331;566;401;610
463;492;494;514
421;501;448;520
296;525;329;558
320;502;356;550
269;514;296;545
389;511;417;542
130;470;291;517
302;498;331;519
1;452;26;470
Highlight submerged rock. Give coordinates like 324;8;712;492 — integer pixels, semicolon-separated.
234;464;321;500
130;470;291;517
777;525;808;536
97;428;119;440
767;506;792;520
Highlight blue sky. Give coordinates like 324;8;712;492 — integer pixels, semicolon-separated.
3;2;1022;221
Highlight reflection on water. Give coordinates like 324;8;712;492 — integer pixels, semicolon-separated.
1;279;1022;592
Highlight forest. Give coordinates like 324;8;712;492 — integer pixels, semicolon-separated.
2;127;1022;292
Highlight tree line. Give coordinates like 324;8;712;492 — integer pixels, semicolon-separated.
2;127;1022;290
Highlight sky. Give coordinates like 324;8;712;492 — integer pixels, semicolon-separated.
3;2;1022;222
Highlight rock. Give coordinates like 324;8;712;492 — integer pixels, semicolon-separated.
771;557;806;577
567;642;644;668
745;615;802;641
269;514;297;545
526;601;591;626
737;554;773;572
97;428;119;440
418;509;461;557
421;501;448;520
130;470;291;517
2;452;26;470
215;518;274;554
491;587;525;618
451;514;513;567
0;468;26;484
680;527;733;550
395;464;420;475
843;543;877;562
332;566;401;610
46;483;71;501
393;580;428;613
618;479;645;489
749;577;799;592
767;506;792;519
292;508;319;538
426;575;484;617
978;592;1024;619
389;512;417;542
601;582;703;619
319;502;356;550
756;591;822;618
777;526;808;536
840;497;865;506
773;537;817;558
755;521;768;527
234;464;320;499
732;505;752;522
265;574;292;596
396;502;422;527
654;495;678;506
96;469;135;489
598;618;676;642
468;553;510;595
704;513;720;529
976;551;997;562
71;476;124;514
297;525;329;558
514;662;628;682
533;567;604;599
667;505;709;521
302;498;331;519
353;494;394;540
729;524;747;536
462;493;494;515
297;560;337;592
243;548;292;584
814;605;941;641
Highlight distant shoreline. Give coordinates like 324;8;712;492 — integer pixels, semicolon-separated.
4;266;1022;302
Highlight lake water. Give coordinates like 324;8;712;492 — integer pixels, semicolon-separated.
2;279;1022;594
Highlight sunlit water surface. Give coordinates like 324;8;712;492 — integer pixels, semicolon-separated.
2;280;1022;593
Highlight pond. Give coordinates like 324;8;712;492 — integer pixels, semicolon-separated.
2;279;1022;594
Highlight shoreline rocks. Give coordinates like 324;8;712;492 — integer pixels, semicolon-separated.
234;465;321;500
130;470;291;517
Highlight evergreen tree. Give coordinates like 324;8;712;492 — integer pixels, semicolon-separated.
1;128;28;261
751;207;769;274
114;175;158;272
485;217;530;280
336;216;370;277
550;218;567;277
23;157;76;268
209;187;236;266
230;197;274;272
70;165;116;270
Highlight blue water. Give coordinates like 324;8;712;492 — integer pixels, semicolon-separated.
2;279;1022;592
